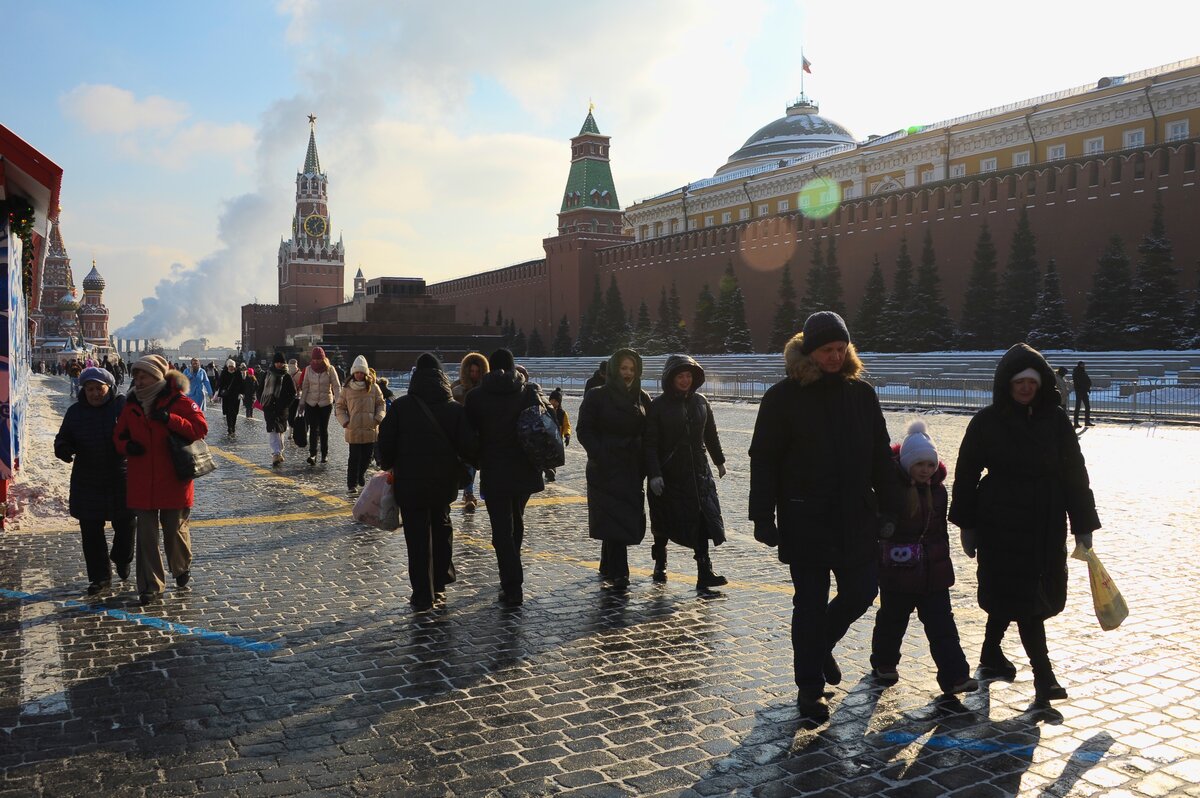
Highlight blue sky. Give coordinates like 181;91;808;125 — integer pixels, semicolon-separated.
4;1;1198;345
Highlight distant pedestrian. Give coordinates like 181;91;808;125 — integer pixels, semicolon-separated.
377;353;476;610
184;357;212;409
334;355;386;494
577;348;652;592
54;366;136;595
543;388;571;482
452;352;489;512
748;312;897;721
645;354;728;592
300;347;341;465
1072;360;1093;427
113;355;208;606
584;360;607;392
1054;367;1070;413
870;420;977;697
216;359;244;435
950;343;1100;705
464;348;545;606
68;359;82;398
241;365;258;419
261;353;297;466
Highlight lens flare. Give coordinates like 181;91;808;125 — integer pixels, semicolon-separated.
798;176;840;220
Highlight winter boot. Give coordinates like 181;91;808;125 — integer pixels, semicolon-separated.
695;555;727;590
651;541;667;583
1032;659;1068;704
979;642;1018;681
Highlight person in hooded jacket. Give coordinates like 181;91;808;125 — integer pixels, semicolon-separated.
300;346;342;465
113;355;208;606
645;354;729;592
464;348;545;606
377;353;477;610
216;359;244;435
54;366;136;594
184;358;211;409
452;352;489;512
261;352;298;466
584;360;608;392
950;343;1100;705
748;312;897;721
241;365;258;419
576;348;653;592
334;355;386;494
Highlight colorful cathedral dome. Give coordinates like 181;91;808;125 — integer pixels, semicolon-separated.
716;98;855;176
83;262;106;291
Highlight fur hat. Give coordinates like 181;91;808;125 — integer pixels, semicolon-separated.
899;420;939;473
79;366;115;388
350;355;369;376
800;311;851;355
273;352;286;364
415;352;442;371
1011;367;1042;386
132;354;169;382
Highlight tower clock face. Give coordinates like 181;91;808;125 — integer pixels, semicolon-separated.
303;214;327;237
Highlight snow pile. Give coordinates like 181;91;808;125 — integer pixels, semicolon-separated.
7;375;73;531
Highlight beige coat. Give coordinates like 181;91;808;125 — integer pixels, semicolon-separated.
334;378;386;443
300;364;341;408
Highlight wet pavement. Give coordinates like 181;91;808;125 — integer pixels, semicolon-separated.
3;383;1200;797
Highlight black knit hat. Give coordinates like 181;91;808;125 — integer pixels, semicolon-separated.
490;348;516;373
415;352;442;371
800;311;851;354
273;352;286;364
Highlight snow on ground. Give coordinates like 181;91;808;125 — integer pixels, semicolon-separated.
7;375;73;532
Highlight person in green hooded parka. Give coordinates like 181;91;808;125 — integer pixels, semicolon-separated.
645;354;729;591
576;348;652;591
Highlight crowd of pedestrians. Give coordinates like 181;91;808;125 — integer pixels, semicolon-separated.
53;315;1104;720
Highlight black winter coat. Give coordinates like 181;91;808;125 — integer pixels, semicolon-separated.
577;349;652;545
217;369;244;414
464;370;545;497
881;453;954;593
54;389;132;522
748;338;896;568
260;366;297;433
377;367;476;509
645;355;726;548
949;344;1100;619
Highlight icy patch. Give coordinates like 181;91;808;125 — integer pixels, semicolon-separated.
7;375;73;531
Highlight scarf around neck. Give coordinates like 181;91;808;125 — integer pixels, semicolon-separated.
135;380;167;415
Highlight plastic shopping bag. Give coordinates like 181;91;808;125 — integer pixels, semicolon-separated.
353;471;401;531
1071;543;1129;631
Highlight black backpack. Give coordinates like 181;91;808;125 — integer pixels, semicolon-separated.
517;393;565;470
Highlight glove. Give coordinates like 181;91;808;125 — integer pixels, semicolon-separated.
717;463;727;478
125;440;146;456
960;528;977;559
564;434;570;447
753;519;780;548
55;442;76;463
151;408;171;424
878;521;895;540
1075;532;1093;550
649;477;664;496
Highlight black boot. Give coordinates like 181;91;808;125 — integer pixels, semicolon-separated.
979;615;1017;680
695;555;727;590
651;541;667;583
1032;659;1068;704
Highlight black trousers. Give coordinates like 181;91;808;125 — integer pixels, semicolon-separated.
399;504;455;605
789;559;879;696
347;442;373;489
985;614;1051;672
651;533;710;565
306;404;333;457
222;398;240;431
80;516;136;584
1074;392;1092;425
485;494;530;593
870;587;970;690
600;540;629;579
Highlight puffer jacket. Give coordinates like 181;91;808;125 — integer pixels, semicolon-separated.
300;362;341;408
464;369;545;497
334;375;386;443
55;386;132;521
113;371;208;510
882;450;954;593
452;352;490;404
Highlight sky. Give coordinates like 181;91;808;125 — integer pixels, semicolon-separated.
5;0;1198;347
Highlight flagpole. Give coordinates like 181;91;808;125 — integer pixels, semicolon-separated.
801;48;805;98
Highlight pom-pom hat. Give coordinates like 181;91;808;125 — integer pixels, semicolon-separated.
899;420;939;473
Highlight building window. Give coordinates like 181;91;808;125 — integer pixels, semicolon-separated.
704;215;714;227
949;164;966;178
1167;120;1189;142
721;211;732;224
778;199;790;212
757;204;769;217
980;157;997;173
1047;143;1066;161
1085;136;1104;155
1013;150;1031;167
739;208;750;221
688;219;698;230
1123;129;1145;149
922;169;934;182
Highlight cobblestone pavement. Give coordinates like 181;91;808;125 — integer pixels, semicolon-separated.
3;385;1200;797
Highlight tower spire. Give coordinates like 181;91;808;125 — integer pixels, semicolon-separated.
304;114;321;174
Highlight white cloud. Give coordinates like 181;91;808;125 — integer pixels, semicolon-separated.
60;84;188;134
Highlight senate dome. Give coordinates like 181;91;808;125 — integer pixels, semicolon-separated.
716;98;856;177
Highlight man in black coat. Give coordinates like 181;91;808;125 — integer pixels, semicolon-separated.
261;352;298;466
748;312;896;721
583;360;607;392
1072;360;1093;427
464;348;545;606
377;353;476;611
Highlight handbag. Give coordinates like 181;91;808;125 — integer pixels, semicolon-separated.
413;397;471;489
878;494;932;594
164;395;215;480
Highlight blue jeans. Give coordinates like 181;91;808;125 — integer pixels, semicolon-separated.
789;558;879;695
462;465;477;499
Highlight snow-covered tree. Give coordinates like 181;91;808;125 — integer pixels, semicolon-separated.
908;229;956;350
632;299;653;352
715;264;754;353
959;222;1000;350
573;274;604;355
552;315;572;356
526;327;546;358
1130;199;1187;349
596;275;629;354
1026;258;1074;350
691;284;720;354
881;236;916;350
667;281;689;352
768;264;799;352
852;255;889;353
511;327;527;357
823;236;847;318
1077;236;1135;351
997;207;1040;346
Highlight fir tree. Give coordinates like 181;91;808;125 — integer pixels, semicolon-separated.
800;238;825;320
959;222;1000;350
768;263;799;352
1026;258;1075;350
482;307;490;327
852;255;890;353
691;284;720;354
633;299;653;352
883;236;916;350
503;318;516;347
908;229;956;351
551;315;572;357
574;274;604;355
597;275;629;354
526;327;547;358
496;307;504;329
649;287;672;355
1187;266;1200;348
1077;236;1135;350
822;236;846;317
997;206;1040;345
717;264;754;353
1130;199;1187;349
667;281;689;352
511;327;527;357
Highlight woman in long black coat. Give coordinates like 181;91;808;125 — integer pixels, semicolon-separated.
645;354;728;591
53;366;135;594
216;359;244;435
576;348;652;592
949;343;1100;705
463;348;544;607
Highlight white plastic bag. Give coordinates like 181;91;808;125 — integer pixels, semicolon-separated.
1071;543;1128;631
353;471;401;531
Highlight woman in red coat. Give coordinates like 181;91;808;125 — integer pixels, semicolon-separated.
113;354;208;606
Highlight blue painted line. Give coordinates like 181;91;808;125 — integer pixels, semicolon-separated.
0;587;280;653
879;731;1104;762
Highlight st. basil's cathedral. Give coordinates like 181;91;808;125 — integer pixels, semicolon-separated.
30;219;112;365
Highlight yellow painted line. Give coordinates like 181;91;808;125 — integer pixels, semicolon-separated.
190;509;348;529
208;446;348;508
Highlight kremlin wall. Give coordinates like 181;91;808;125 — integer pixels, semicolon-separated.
428;57;1200;352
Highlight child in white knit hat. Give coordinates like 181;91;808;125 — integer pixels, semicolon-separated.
870;420;978;697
